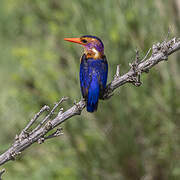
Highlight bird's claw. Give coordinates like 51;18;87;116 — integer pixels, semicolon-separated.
74;101;82;114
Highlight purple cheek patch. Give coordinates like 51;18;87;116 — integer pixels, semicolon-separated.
95;44;104;53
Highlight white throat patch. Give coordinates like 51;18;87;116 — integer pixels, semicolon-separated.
92;48;99;58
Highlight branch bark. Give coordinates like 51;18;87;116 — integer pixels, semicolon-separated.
0;37;179;167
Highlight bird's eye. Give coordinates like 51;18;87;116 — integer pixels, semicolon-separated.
81;39;87;43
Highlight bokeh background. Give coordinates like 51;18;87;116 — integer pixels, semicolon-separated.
0;0;180;179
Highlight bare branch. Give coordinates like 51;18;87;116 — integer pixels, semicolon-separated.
103;37;180;97
0;37;179;167
0;169;5;180
115;64;120;78
31;97;68;134
44;128;63;141
141;48;151;63
19;105;50;140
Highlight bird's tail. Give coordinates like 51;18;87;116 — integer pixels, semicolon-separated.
86;78;99;112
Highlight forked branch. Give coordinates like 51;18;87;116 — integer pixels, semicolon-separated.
0;37;179;167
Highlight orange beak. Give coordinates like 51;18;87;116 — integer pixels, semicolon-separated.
64;38;83;45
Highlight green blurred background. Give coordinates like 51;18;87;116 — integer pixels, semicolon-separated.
0;0;180;179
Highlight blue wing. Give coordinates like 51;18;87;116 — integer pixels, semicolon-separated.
98;56;108;96
80;54;90;99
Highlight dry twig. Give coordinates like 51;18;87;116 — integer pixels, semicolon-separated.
0;169;5;180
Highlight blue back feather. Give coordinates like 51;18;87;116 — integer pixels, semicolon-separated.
80;54;108;112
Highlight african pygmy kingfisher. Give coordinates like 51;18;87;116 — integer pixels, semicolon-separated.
64;35;108;112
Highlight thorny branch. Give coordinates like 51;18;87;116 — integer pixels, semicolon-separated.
0;37;180;169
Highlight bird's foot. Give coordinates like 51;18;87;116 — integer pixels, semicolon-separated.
74;100;82;115
128;49;142;87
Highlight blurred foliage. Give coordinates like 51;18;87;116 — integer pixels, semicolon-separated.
0;0;180;179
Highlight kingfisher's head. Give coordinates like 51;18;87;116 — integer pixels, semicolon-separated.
64;35;104;59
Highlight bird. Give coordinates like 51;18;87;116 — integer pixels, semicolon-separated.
64;35;108;112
